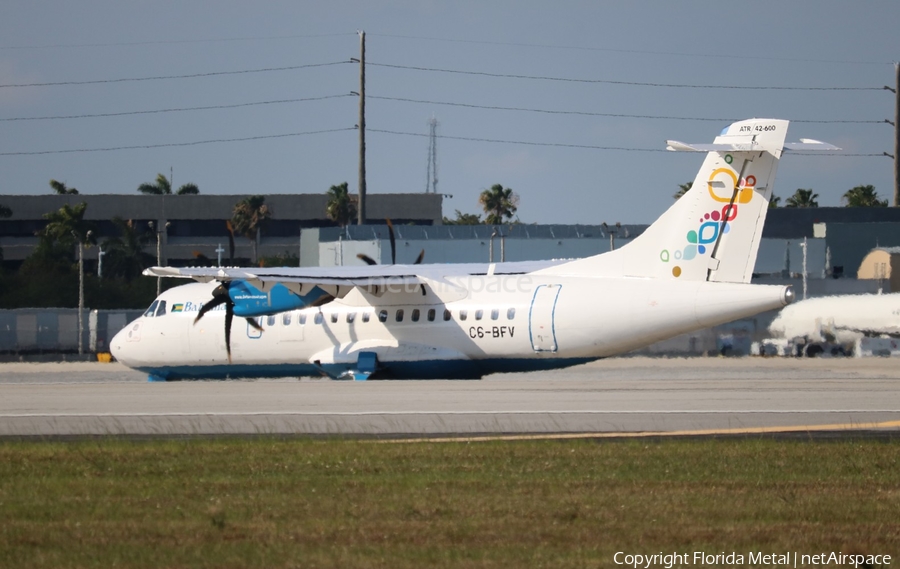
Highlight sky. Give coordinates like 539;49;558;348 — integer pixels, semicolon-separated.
0;1;897;224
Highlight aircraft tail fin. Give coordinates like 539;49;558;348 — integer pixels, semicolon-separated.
539;119;837;283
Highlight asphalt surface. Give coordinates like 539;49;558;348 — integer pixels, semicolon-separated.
1;357;898;438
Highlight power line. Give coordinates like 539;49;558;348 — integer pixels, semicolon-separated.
0;61;350;89
0;125;884;157
369;95;885;124
369;128;665;152
0;128;355;156
368;33;893;67
368;62;885;91
0;33;356;50
368;127;886;156
1;94;353;122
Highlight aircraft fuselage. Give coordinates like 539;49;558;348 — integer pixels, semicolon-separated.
112;274;790;380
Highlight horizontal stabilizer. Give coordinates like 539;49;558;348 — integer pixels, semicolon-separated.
666;141;761;152
783;139;841;151
669;138;840;153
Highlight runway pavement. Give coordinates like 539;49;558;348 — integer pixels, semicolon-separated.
1;357;899;438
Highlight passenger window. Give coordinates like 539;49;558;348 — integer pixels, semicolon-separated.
427;309;436;322
459;310;467;321
507;307;516;320
155;301;167;317
299;314;307;325
411;309;420;322
265;315;275;327
143;301;159;318
282;313;292;326
331;313;339;324
378;310;388;323
314;312;324;325
491;309;499;321
395;309;404;322
347;312;356;324
475;309;483;321
443;309;451;321
362;312;370;323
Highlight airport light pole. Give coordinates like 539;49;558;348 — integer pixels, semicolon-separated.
489;229;497;263
602;222;621;251
75;230;92;355
149;221;170;296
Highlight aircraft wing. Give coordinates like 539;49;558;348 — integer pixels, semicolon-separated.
144;259;566;288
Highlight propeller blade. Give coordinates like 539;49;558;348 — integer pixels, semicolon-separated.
224;302;234;364
386;219;396;265
193;293;229;324
414;249;425;264
357;253;378;266
245;317;263;332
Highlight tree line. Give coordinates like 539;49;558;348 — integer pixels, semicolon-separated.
674;182;890;208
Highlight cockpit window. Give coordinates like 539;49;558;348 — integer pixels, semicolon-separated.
155;300;167;317
143;300;159;318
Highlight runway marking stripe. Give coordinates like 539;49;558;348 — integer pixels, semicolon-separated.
380;420;900;443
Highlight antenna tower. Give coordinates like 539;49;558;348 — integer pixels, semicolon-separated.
425;115;439;193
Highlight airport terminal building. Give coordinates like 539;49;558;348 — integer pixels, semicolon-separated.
0;193;443;265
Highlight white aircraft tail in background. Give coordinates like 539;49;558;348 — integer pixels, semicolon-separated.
113;119;837;380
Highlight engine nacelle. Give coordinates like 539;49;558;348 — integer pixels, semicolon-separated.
228;280;330;317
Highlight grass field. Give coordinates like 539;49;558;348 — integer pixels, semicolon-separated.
1;437;898;568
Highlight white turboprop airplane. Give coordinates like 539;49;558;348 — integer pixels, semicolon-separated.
769;293;900;344
110;119;837;380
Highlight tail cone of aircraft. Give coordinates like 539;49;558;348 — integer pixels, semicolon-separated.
194;282;264;363
357;219;425;266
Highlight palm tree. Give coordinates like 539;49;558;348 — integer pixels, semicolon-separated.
785;188;819;208
137;173;199;195
673;182;692;200
49;179;79;195
842;184;887;207
231;195;271;265
39;202;96;252
769;194;781;209
325;182;357;227
479;184;519;225
101;218;154;281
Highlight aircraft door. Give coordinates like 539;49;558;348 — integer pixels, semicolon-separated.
529;284;561;352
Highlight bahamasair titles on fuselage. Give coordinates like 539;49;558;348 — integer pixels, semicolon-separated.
111;119;837;380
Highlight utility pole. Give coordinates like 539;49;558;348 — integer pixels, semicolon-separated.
894;62;899;206
357;30;367;225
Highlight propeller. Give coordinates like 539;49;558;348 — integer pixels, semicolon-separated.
194;282;264;363
357;219;425;266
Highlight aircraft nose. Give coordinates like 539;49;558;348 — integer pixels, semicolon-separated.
109;327;127;363
109;320;141;365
